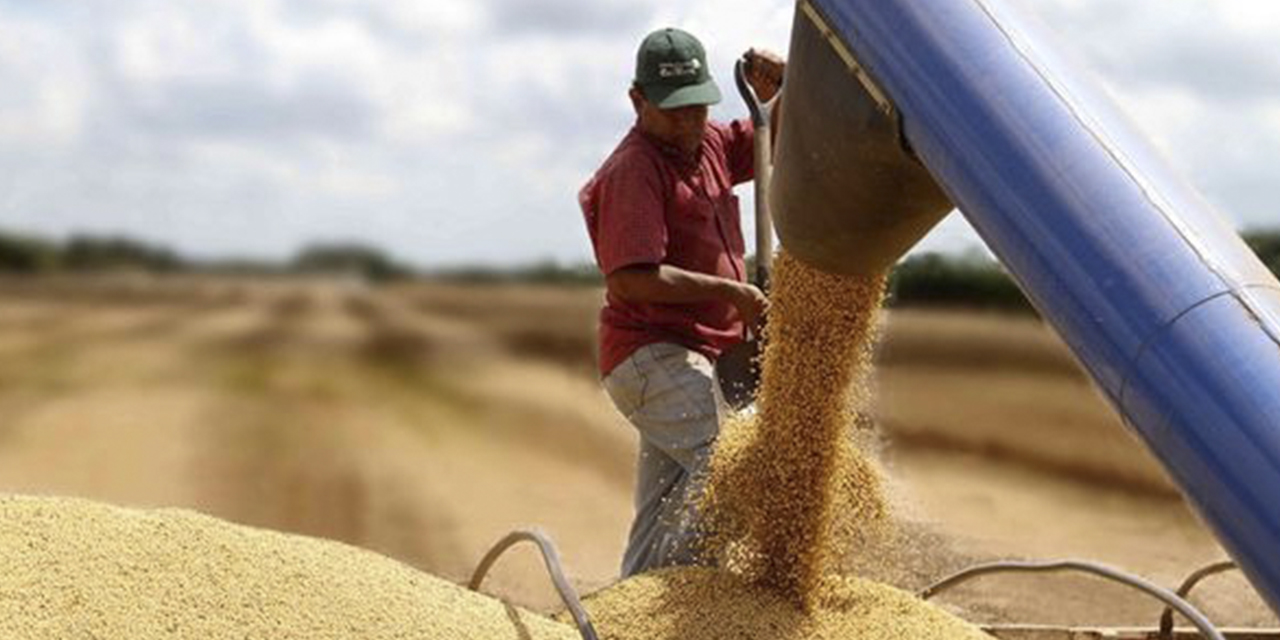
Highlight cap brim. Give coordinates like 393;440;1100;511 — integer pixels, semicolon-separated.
645;80;722;109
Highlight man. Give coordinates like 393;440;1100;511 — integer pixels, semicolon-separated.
579;27;784;577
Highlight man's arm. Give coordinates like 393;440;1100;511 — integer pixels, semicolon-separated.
607;264;768;327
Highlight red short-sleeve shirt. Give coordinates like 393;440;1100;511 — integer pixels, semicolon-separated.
580;119;756;376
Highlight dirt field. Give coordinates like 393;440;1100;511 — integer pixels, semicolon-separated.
0;275;1274;630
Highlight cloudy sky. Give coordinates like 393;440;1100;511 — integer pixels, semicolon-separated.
1;0;1278;268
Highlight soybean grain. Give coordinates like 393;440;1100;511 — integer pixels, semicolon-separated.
0;495;577;640
701;251;892;609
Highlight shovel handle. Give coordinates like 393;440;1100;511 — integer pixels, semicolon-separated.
734;59;774;290
734;58;771;128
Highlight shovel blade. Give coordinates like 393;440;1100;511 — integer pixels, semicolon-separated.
716;338;762;411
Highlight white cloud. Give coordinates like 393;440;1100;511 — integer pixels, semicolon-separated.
0;15;89;144
1264;105;1280;136
995;0;1280;231
366;1;488;36
112;10;243;83
1218;0;1280;34
0;0;1278;267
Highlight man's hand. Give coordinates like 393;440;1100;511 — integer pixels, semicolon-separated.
743;48;786;103
730;281;769;331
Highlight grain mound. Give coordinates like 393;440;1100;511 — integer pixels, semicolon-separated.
0;495;576;640
701;251;891;607
572;566;989;639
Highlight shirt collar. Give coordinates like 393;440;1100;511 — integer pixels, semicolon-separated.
633;125;702;167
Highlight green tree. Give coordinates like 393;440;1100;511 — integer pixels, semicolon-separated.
888;252;1034;314
62;235;183;272
1243;229;1280;277
0;231;58;273
292;243;413;282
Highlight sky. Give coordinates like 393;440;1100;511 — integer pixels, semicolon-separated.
1;0;1278;268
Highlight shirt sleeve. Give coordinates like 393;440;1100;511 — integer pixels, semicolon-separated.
592;153;668;276
724;118;756;186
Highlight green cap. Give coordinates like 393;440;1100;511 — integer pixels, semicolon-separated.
634;28;722;109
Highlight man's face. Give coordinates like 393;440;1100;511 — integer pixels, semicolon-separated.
633;89;708;158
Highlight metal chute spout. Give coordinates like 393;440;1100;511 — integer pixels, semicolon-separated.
771;1;953;277
787;0;1280;617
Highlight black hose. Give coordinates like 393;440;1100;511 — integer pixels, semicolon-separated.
468;529;599;640
919;559;1225;640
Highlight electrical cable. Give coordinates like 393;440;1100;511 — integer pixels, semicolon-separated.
468;529;599;640
1158;561;1238;640
918;559;1225;640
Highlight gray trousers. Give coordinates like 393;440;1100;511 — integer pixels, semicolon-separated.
602;342;725;578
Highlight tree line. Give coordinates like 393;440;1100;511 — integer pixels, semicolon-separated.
0;232;182;274
890;229;1280;314
3;227;1280;310
0;230;413;282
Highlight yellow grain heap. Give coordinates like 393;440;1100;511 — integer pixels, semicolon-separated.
0;495;577;640
701;250;891;608
568;566;989;640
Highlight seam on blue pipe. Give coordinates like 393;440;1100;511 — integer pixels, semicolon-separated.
1116;284;1280;423
1115;288;1231;421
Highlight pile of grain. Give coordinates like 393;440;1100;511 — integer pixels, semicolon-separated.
569;566;989;639
0;495;576;640
701;250;891;608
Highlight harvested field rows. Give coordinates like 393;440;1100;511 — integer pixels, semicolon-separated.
0;276;1274;631
0;276;633;614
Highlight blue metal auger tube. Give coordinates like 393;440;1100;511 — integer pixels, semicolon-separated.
774;0;1280;614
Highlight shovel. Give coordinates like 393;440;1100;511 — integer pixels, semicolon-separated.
716;56;775;411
